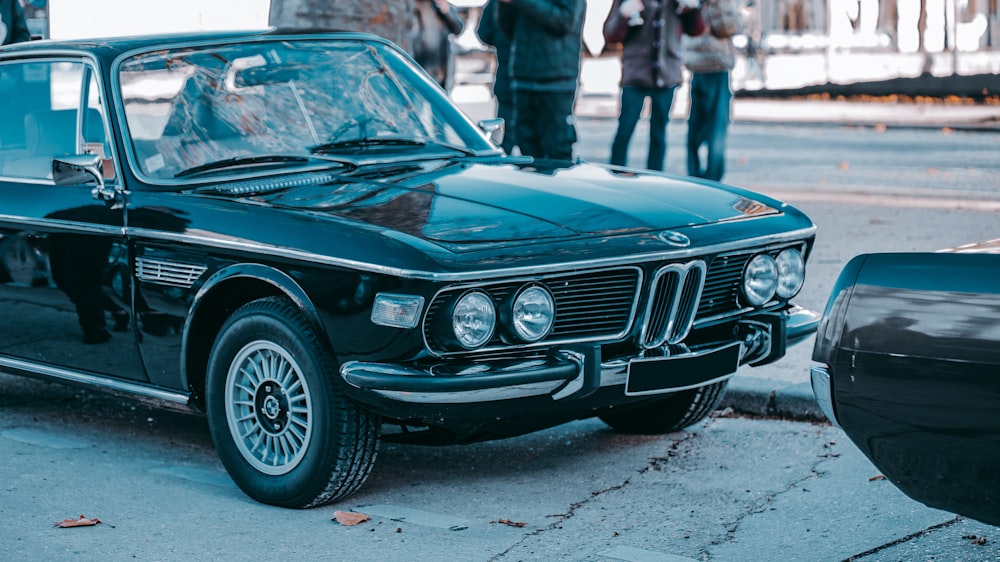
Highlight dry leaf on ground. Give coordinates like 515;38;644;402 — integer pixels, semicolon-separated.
54;515;102;528
333;510;371;526
495;519;527;528
868;474;887;481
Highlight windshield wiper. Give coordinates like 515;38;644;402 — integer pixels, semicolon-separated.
310;138;473;157
175;155;315;178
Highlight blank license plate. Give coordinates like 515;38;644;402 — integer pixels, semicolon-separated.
625;343;740;396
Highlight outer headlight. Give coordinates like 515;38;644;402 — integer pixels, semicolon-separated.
511;285;555;342
452;291;496;349
742;254;778;306
775;248;806;299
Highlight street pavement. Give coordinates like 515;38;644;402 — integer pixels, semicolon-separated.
451;60;1000;424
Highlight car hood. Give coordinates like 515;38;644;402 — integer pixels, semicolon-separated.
257;159;780;248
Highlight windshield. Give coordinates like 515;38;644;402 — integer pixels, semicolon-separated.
118;37;495;180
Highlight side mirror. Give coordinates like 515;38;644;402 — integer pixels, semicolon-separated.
53;154;115;202
477;118;505;149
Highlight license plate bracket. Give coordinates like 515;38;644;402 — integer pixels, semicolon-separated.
625;343;741;396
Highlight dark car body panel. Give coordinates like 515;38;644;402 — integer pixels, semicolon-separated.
1;30;816;443
812;249;1000;526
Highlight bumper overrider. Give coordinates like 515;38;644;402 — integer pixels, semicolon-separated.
341;306;820;406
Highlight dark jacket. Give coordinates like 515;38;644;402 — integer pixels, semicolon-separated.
1;0;31;46
604;0;704;89
498;0;585;92
477;0;512;102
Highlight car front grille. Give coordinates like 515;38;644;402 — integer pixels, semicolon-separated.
424;267;641;355
423;245;802;355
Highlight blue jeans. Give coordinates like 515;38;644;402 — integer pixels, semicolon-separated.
610;85;676;172
686;71;732;181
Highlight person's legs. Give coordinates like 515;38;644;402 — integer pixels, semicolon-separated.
702;71;732;181
513;89;541;158
686;73;710;177
646;85;676;171
536;90;577;160
610;86;645;167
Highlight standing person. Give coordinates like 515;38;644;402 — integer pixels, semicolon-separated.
476;0;516;153
498;0;585;161
684;0;740;181
604;0;704;172
1;0;30;46
412;0;465;90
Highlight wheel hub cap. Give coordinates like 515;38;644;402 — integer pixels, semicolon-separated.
225;341;313;476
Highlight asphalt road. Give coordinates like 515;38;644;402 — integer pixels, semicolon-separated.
2;119;999;561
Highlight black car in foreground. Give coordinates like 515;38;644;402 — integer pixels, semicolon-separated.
811;241;1000;526
0;30;818;508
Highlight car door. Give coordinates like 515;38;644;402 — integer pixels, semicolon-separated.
0;57;146;382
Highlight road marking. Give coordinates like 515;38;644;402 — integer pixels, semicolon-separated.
353;504;469;531
1;428;89;449
755;188;1000;212
598;546;698;562
150;466;238;489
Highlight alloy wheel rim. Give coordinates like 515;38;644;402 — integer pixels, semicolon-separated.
225;340;313;475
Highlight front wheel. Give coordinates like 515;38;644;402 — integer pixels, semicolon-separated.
599;381;729;434
205;297;379;508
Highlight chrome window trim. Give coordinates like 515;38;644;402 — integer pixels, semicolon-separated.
0;54;124;188
121;226;816;282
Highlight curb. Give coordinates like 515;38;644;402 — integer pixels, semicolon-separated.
720;376;826;423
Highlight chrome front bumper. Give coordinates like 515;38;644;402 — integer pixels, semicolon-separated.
809;365;839;426
340;305;821;405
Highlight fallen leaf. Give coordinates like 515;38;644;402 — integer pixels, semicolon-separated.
868;475;886;481
961;534;987;544
54;515;102;528
333;510;371;526
495;518;527;528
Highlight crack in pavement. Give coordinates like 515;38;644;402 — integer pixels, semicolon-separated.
843;517;963;561
704;427;835;555
488;429;701;561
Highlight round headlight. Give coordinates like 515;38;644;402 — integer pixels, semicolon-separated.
775;248;805;299
742;254;778;306
511;285;555;342
452;291;496;349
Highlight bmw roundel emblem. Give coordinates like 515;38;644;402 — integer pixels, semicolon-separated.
658;231;690;247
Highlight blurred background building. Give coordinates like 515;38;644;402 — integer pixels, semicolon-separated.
14;0;1000;95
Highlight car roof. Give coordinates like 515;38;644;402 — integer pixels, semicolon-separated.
0;28;386;60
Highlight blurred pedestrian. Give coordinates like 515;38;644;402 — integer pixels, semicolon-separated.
412;0;464;90
498;0;585;161
604;0;704;172
1;0;30;46
683;0;740;181
476;0;516;153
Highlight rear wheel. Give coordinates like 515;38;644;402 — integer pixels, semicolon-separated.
205;297;379;508
599;381;729;434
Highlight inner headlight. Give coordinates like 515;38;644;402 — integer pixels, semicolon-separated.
775;248;806;299
511;285;555;342
452;291;496;349
742;254;778;306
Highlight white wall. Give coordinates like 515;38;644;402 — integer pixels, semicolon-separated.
48;0;270;40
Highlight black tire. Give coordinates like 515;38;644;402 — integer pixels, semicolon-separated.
205;296;379;508
599;381;729;434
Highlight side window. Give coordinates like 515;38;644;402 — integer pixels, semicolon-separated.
0;60;112;181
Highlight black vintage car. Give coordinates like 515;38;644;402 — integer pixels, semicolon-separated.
0;30;818;508
811;241;1000;526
